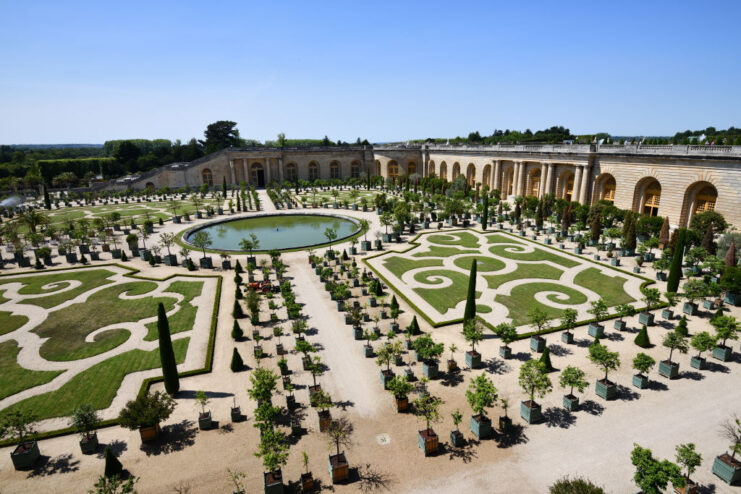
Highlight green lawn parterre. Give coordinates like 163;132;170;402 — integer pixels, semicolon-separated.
366;229;646;329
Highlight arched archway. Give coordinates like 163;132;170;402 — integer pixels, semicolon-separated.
374;160;381;176
528;168;541;197
388;161;399;178
679;181;718;227
407;161;417;175
330;161;340;179
502;166;515;198
428;160;436;176
250;163;265;187
201;168;213;187
145;182;155;191
482;164;491;187
557;170;575;201
351;160;360;178
595;174;616;203
439;162;447;180
632;177;662;216
308;161;320;181
466;164;476;186
286;163;298;182
452;163;461;181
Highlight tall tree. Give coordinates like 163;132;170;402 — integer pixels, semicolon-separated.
200;120;241;154
42;182;51;210
157;303;179;394
463;259;477;323
726;240;737;267
481;194;489;231
222;176;227;196
667;229;687;293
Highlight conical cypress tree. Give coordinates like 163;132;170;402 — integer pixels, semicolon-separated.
43;183;51;210
539;346;554;372
675;316;689;337
187;258;195;271
390;295;399;313
120;251;128;262
634;324;651;348
725;240;737;267
235;286;243;300
235;259;244;274
104;446;123;478
222;176;227;196
658;217;670;247
667;229;686;293
407;315;420;335
463;259;477;323
231;347;244;372
157;303;179;394
232;320;243;340
232;299;244;319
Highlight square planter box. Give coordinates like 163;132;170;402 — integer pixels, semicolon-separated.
520;401;543;424
593;254;600;260
380;369;394;389
544;238;552;245
418;429;438;457
610;258;620;266
712;454;741;485
363;345;373;358
690;356;706;370
712;345;732;362
450;430;465;447
231;406;242;422
661;309;673;320
682;302;698;316
422;361;439;379
638;312;654;326
702;299;715;310
361;240;371;251
465;351;481;369
221;260;231;270
198;410;213;430
470;414;492;439
724;291;740;307
658;360;679;379
633;267;641;273
656;272;667;281
574;248;582;254
199;257;213;269
499;346;512;359
11;441;40;470
614;320;627;331
595;379;617;400
561;332;574;344
563;394;580;411
530;336;545;353
263;470;284;494
632;373;648;389
79;432;99;454
587;323;604;338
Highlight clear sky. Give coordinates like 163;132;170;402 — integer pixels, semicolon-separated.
1;0;739;144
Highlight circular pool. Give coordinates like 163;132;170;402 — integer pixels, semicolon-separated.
183;213;361;251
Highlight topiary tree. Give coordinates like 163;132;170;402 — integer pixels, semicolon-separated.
231;320;243;340
634;325;651;348
232;299;244;319
711;315;738;348
157;303;179;395
539;346;554;372
118;391;176;431
231;347;244;372
690;331;715;362
104;446;123;478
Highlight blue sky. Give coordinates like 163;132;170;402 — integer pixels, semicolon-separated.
1;0;739;144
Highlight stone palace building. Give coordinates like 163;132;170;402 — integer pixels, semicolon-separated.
115;143;741;228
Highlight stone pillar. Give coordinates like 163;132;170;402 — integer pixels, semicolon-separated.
229;160;236;185
573;165;583;203
539;163;547;197
278;157;284;183
518;162;527;196
545;162;553;195
264;158;271;184
579;164;590;204
241;160;248;185
493;160;501;191
512;162;520;197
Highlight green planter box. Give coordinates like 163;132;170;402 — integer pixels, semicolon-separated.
632;374;648;389
353;327;362;340
682;302;698;316
361;240;371;251
661;309;673;320
422;361;439;379
10;441;40;470
712;346;732;362
690;356;706;370
587;323;604;338
198;410;213;430
470;414;492;439
703;299;715;310
614;320;627;331
499;345;512;359
595;379;617;400
79;432;99;454
520;401;543;424
724;291;740;307
380;370;394;389
658;360;679;379
465;351;481;369
563;394;580;411
530;336;545;353
363;345;373;358
450;430;464;447
561;332;574;344
418;430;438;457
263;470;284;494
610;258;621;266
638;312;654;326
712;455;741;485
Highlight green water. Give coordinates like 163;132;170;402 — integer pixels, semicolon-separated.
186;214;359;251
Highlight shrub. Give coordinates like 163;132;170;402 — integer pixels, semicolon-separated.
231;320;243;340
104;446;123;478
539;346;554;372
549;476;605;494
675;316;688;337
231;348;244;372
634;325;651;348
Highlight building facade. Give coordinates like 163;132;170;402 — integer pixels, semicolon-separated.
117;143;741;228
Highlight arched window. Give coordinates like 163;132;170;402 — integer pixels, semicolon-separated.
693;185;717;214
503;167;514;198
388;161;399;178
407;162;417;175
482;165;491;187
601;176;616;203
529;169;541;197
428;160;436;176
439;162;447;180
330;161;340;179
641;180;662;217
286;163;298;182
145;182;155;191
375;160;381;176
201;168;213;186
452;163;461;180
308;161;319;181
351;161;360;178
466;164;476;186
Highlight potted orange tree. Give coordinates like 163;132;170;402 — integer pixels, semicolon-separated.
387;375;414;412
414;393;442;457
463;319;484;369
300;451;314;492
195;391;213;430
466;373;498;439
690;331;716;370
711;315;738;362
588;343;620;400
69;404;101;454
450;409;464;447
713;414;741;486
560;309;577;344
659;330;688;379
558;366;587;412
674;443;702;494
632;353;656;389
2;410;40;470
518;360;552;424
326;417;353;483
495;322;517;358
118;391;176;443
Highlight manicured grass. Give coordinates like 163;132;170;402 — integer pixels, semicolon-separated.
3;338;189;420
411;246;479;258
2;269;116;309
413;269;481;314
144;280;205;341
484;262;563;289
476;304;492;314
34;281;178;361
485;233;524;244
382;256;443;279
453;255;505;272
496;282;588;326
0;311;29;336
488;244;579;268
574;267;635;306
0;341;63;400
297;190;377;205
428;232;480;248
